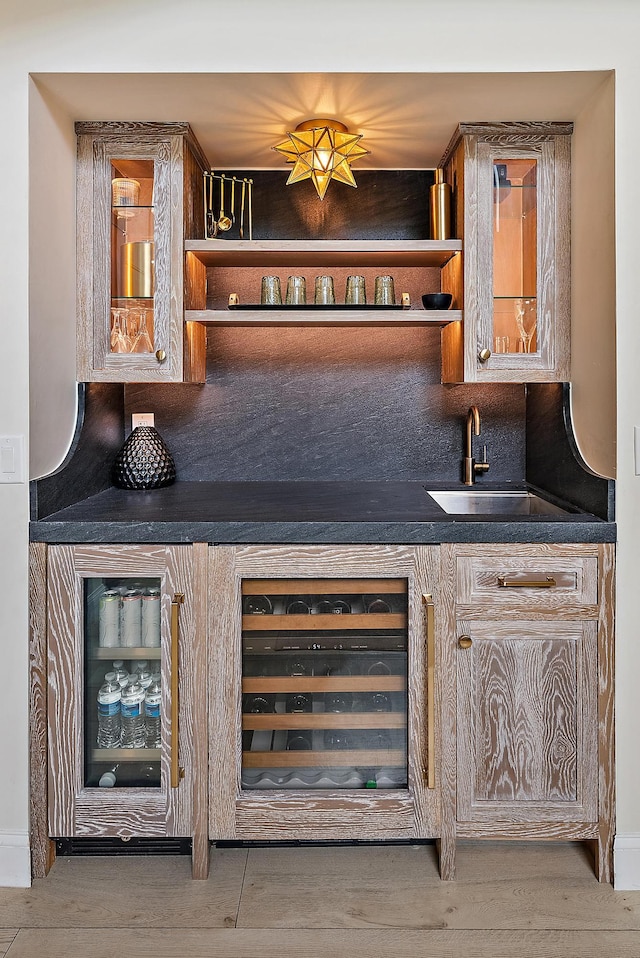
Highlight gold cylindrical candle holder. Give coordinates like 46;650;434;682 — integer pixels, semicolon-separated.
429;168;452;240
120;241;155;298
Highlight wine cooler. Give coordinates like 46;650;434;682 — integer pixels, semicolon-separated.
47;545;198;843
241;578;409;791
209;545;439;843
242;579;407;789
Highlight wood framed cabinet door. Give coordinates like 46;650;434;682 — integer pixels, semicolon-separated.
440;121;572;384
208;545;442;856
75;121;207;383
455;617;597;825
46;544;206;857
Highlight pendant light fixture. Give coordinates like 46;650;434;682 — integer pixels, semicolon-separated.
273;118;369;200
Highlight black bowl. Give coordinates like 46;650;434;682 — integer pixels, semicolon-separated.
421;292;453;310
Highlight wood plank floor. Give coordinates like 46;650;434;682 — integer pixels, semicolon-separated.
2;842;640;957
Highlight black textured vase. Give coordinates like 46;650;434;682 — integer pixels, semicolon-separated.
112;426;176;490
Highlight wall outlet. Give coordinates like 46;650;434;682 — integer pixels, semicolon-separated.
132;413;155;429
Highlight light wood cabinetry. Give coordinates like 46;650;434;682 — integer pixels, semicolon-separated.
35;540;614;883
208;545;442;853
45;544;208;877
439;543;615;882
440;122;573;383
76;122;208;383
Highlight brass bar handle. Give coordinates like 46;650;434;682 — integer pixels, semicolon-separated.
422;593;436;790
170;593;185;789
497;575;557;589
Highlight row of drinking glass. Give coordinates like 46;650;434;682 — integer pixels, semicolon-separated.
110;306;154;353
260;274;396;306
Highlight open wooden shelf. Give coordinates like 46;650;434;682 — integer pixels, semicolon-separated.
185;308;459;327
186;238;462;268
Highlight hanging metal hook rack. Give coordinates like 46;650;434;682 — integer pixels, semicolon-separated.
203;172;253;241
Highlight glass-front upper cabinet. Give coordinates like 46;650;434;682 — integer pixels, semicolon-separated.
47;545;201;842
75;122;208;384
440;122;572;383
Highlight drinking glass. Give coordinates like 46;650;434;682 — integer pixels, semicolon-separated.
110;307;130;353
285;275;306;305
345;275;366;305
374;275;395;305
514;298;537;353
131;307;154;353
314;275;335;305
111;177;140;217
261;276;282;305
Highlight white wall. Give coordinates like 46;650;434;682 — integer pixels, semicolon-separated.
2;0;639;887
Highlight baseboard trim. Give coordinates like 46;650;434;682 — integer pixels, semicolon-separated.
614;834;640;889
0;830;31;887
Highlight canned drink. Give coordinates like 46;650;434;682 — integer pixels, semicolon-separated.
142;589;161;648
99;590;121;648
120;589;142;648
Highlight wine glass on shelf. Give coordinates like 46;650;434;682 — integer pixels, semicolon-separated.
514;297;537;353
110;307;129;353
131;307;154;353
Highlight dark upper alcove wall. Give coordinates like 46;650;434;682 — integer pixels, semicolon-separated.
212;170;434;240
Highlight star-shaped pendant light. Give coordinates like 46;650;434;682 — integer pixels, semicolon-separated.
273;118;369;200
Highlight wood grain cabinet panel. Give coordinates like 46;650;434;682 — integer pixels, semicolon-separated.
456;618;597;823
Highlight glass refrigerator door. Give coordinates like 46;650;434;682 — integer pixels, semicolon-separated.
110;159;156;357
491;157;538;356
84;576;162;788
241;578;408;790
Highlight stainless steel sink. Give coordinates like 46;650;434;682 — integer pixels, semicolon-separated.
425;489;571;516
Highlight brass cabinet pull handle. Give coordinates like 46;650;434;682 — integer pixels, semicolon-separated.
478;347;491;363
422;593;436;790
170;593;185;788
155;349;167;363
497;575;557;588
458;635;473;649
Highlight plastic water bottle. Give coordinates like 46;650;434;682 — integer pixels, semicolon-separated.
98;764;120;787
144;677;161;748
120;679;146;748
96;680;121;748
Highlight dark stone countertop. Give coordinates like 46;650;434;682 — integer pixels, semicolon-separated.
29;480;616;545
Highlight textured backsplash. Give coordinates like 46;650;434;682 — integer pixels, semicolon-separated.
125;326;526;484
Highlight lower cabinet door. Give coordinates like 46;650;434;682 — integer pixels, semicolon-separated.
208;544;440;842
456;618;598;825
47;545;197;838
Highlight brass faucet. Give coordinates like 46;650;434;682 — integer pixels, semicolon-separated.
463;405;490;485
